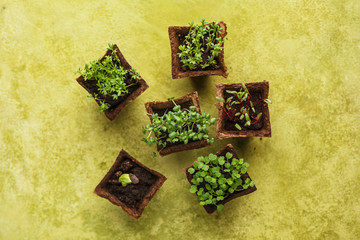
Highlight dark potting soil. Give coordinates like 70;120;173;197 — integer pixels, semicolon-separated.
83;72;140;111
106;158;159;210
177;33;221;72
152;100;203;149
223;90;264;131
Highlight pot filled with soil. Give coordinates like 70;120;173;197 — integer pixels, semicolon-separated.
142;91;216;157
76;44;149;121
215;81;271;139
94;149;166;220
184;144;257;214
168;18;228;79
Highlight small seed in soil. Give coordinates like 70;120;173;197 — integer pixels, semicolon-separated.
121;159;133;171
114;171;122;177
109;179;120;184
129;173;139;184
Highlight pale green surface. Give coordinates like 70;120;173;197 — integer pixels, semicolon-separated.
1;0;360;239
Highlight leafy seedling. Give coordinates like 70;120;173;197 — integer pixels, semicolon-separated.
142;99;216;153
119;173;139;187
188;152;254;211
178;18;227;70
119;174;132;187
216;83;271;129
77;43;141;113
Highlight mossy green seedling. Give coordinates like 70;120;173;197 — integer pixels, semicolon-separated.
76;44;140;113
142;100;216;153
216;83;271;130
188;152;255;211
178;18;227;70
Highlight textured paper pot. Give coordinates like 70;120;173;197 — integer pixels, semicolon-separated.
76;44;149;121
184;144;257;214
215;81;271;139
94;149;166;220
144;91;210;156
168;21;228;79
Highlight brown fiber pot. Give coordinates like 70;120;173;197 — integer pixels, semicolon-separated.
144;91;210;157
76;44;149;121
184;144;257;214
168;21;228;79
94;149;166;220
215;81;271;139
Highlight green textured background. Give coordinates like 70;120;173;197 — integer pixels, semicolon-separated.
1;0;359;239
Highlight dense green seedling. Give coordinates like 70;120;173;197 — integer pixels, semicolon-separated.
77;43;140;113
142;100;216;152
178;18;227;70
216;83;271;130
188;152;255;211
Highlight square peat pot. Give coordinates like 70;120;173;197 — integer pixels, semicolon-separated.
168;21;228;79
184;144;257;214
94;149;166;220
76;44;149;121
144;91;210;157
215;81;271;139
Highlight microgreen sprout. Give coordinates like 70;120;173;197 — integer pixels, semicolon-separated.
142;100;216;150
188;152;255;211
76;43;141;113
178;18;227;70
88;94;110;114
119;173;132;187
216;83;271;129
118;173;139;187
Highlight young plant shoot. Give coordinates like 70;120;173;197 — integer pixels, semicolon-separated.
119;174;132;187
77;43;141;113
216;83;271;130
178;18;227;70
142;100;216;151
188;152;255;211
118;173;139;187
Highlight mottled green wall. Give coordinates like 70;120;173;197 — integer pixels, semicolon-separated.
0;0;359;239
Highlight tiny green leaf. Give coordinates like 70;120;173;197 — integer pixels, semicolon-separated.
209;153;217;161
193;161;199;169
190;185;197;193
173;105;181;112
216;97;225;103
225;152;233;159
189;106;196;111
119;174;132;187
250;181;255;187
264;99;272;104
188;168;195;174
